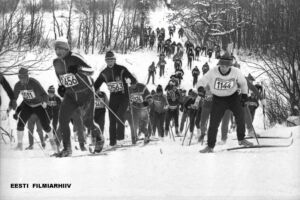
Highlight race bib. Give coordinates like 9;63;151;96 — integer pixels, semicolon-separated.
107;81;124;93
95;98;105;108
20;90;36;100
47;101;57;107
214;78;235;90
130;93;143;103
59;73;79;88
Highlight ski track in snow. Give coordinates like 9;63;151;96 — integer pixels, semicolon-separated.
1;4;300;200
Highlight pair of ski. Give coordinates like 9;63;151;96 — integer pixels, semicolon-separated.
225;132;293;151
72;139;158;158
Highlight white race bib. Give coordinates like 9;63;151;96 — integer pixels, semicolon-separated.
107;81;124;93
59;73;79;88
214;78;235;90
130;93;143;103
21;90;36;100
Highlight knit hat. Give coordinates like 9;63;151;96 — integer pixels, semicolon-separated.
217;52;233;66
202;63;210;74
18;67;28;75
48;85;55;93
156;85;163;93
54;37;70;50
247;73;255;81
105;51;116;60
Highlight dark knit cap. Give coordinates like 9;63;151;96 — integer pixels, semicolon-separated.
48;85;55;93
217;52;233;66
247;73;255;81
156;84;163;93
105;51;116;60
19;67;28;75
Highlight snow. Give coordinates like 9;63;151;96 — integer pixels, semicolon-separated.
1;3;300;200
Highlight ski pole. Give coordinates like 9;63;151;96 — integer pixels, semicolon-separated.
18;115;49;156
0;127;9;144
76;74;127;127
181;118;190;146
169;124;175;141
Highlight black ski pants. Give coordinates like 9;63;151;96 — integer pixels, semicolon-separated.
108;95;129;146
207;92;245;148
17;104;51;133
59;88;102;150
165;108;179;131
153;112;165;137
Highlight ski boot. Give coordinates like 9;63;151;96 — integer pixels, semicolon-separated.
42;142;46;149
144;136;150;144
199;146;214;153
238;139;253;147
79;142;87;151
14;143;23;151
55;147;72;157
25;145;33;150
94;135;105;153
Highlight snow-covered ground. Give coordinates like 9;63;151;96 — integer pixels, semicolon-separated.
1;4;300;200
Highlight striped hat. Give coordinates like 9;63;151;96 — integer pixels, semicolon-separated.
54;37;70;50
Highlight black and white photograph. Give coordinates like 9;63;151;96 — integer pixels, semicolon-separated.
0;0;299;199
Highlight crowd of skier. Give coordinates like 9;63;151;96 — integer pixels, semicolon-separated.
0;24;266;156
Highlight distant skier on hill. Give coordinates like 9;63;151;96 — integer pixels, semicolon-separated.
147;62;156;85
192;66;200;87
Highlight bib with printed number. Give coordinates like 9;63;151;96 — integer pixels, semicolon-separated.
107;81;124;93
21;90;36;100
47;101;57;107
130;93;143;103
214;78;235;90
59;73;79;88
95;98;105;109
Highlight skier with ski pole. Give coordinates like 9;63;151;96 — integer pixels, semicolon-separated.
10;67;58;154
197;52;254;153
94;50;137;147
52;37;104;157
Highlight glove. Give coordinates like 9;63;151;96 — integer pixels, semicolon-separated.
13;113;18;120
42;102;47;109
126;78;131;85
9;100;17;110
197;86;206;97
164;105;169;110
241;94;248;107
58;85;66;97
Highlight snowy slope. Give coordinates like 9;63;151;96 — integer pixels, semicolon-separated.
1;4;300;200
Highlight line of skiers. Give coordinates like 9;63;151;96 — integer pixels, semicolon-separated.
1;35;265;156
